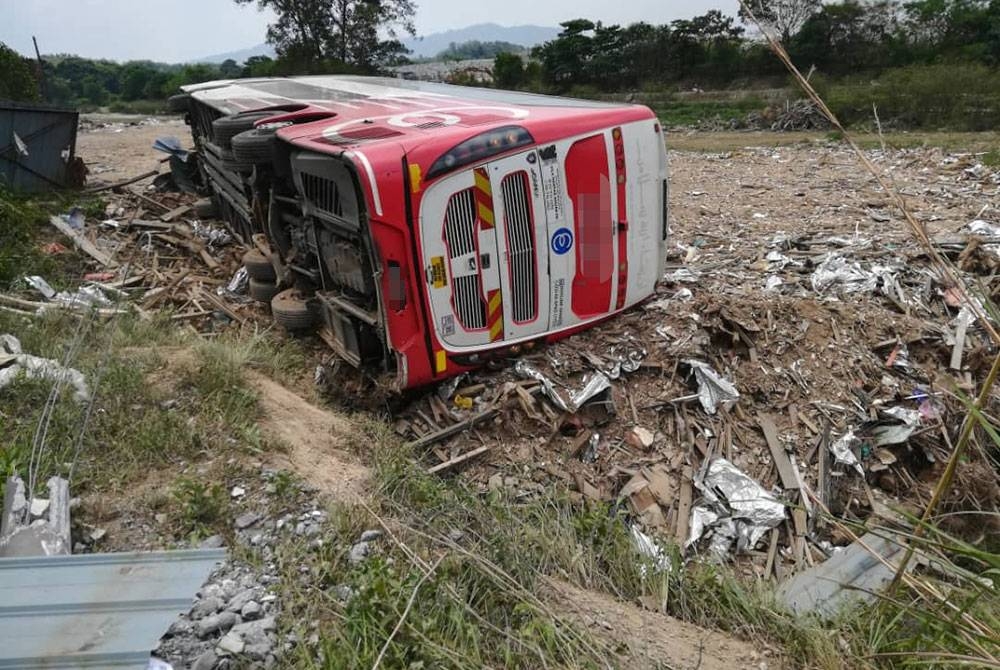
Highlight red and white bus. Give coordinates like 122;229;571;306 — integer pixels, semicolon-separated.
177;76;669;390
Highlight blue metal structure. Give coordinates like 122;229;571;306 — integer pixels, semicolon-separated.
0;548;226;669
0;101;79;192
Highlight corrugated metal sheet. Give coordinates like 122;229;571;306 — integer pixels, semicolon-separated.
0;101;79;192
0;548;226;669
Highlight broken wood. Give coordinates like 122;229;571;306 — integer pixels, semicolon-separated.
427;445;490;475
160;204;192;222
48;216;118;268
758;413;799;491
84;168;158;194
675;465;693;546
200;289;245;324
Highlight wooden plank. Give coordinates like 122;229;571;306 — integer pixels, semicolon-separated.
407;406;500;450
674;465;693;547
160;204;192;222
48;216;118;267
200;289;245;324
427;445;490;475
758;413;799;491
764;528;780;579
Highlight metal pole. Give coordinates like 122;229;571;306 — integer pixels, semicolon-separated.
32;36;48;102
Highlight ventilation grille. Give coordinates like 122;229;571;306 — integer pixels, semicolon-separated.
501;172;537;323
336;126;403;143
300;172;342;217
444;189;486;329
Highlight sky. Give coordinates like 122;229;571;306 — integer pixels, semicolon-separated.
0;0;741;63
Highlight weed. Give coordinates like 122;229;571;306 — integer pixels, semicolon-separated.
171;476;228;537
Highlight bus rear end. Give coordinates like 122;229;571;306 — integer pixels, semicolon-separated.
410;115;668;383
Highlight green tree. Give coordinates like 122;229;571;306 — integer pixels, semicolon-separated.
0;42;39;102
121;62;156;100
219;58;243;78
493;52;525;89
81;76;108;105
234;0;416;70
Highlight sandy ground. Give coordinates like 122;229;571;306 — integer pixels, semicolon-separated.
76;113;188;187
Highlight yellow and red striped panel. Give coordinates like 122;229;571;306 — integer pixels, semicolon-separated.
474;167;495;230
487;288;503;342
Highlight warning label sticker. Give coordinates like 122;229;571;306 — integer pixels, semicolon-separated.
430;256;447;289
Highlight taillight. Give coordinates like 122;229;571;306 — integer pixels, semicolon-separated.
426;126;534;179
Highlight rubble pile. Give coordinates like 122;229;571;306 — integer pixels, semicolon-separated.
394;144;1000;583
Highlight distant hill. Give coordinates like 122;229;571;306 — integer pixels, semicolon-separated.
403;24;558;58
195;43;274;64
194;23;559;64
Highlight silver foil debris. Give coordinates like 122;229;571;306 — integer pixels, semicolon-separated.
691;458;786;555
683;359;740;415
514;361;610;413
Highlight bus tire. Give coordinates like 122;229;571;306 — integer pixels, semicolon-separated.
242;249;276;281
249;278;281;303
212;112;272;149
271;289;318;332
168;94;190;113
231;127;277;165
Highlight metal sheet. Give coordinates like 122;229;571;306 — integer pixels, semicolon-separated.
0;549;225;669
0;102;78;192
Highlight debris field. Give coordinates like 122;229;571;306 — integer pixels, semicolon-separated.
9;130;1000;609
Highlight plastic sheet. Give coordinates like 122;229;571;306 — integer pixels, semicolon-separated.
830;430;864;475
683;359;740;415
0;335;90;402
513;361;610;413
629;524;671;574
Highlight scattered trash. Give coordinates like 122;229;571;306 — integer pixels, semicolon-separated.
690;458;787;555
629;524;672;574
514;362;611;414
0;334;90;402
683;359;740;415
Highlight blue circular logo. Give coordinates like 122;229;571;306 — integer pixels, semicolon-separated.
551;228;574;255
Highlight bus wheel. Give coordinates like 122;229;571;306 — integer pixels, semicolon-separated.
271;289;318;332
242;249;276;282
249;278;281;303
231;127;278;165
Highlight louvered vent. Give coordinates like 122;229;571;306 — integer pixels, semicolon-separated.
501;171;537;323
444;189;487;329
300;172;343;217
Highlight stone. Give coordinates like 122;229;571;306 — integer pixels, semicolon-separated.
231;616;276;643
196;611;240;638
333;585;355;601
358;529;382;543
241;601;262;620
191;597;225;620
216;630;245;656
227;589;257;613
231;486;245;499
348;541;370;564
29;497;49;519
243;641;274;660
234;513;260;530
200;534;225;549
193;649;218;670
154;513;168;524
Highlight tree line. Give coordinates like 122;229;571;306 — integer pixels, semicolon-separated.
493;0;1000;91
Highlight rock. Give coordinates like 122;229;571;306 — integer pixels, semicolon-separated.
234;513;260;530
348;541;370;564
29;497;50;519
227;589;257;613
231;486;245;499
447;529;465;543
191;597;225;620
154;513;168;524
241;601;262;620
231;616;276;642
193;649;219;670
196;611;240;638
626;426;655;449
358;529;382;543
200;534;225;549
216;630;245;656
333;584;355;601
243;641;274;661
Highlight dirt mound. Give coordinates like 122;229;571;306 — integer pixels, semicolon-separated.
248;371;369;501
541;577;779;669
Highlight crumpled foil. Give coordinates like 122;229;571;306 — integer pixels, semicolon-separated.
830;429;864;475
690;458;787;555
25;275;115;310
191;220;232;247
811;254;878;294
0;334;90;402
683;359;740;414
867;406;921;446
629;524;671;575
605;347;646;380
514;361;610;413
967;219;1000;238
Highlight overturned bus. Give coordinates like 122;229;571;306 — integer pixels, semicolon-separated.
175;76;669;390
